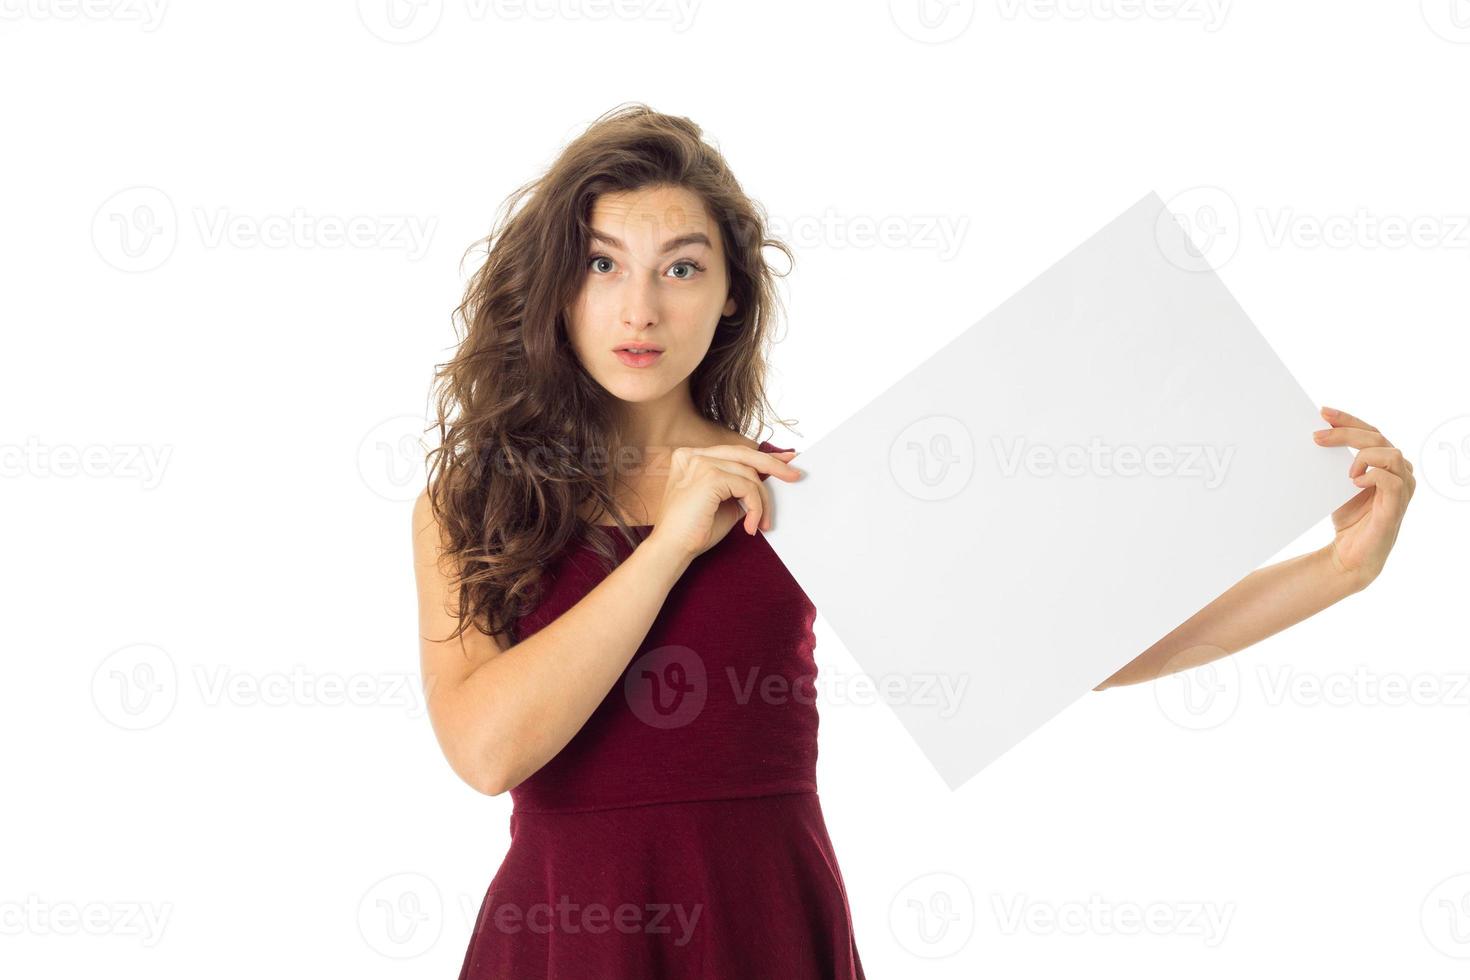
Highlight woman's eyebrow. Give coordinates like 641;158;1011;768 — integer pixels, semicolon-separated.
588;229;712;254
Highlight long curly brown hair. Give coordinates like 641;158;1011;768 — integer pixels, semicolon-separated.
423;103;797;648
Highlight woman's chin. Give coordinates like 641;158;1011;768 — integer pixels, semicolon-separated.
602;377;674;403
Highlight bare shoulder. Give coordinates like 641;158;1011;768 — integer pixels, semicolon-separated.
411;488;445;565
412;486;510;668
410;487;508;795
411;488;504;648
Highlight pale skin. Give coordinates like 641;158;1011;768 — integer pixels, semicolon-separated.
414;186;1415;794
414;184;800;795
1094;406;1415;688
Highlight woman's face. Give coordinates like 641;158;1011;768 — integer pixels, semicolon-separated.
565;183;736;406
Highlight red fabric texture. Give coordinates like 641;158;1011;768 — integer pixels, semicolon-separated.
458;441;866;979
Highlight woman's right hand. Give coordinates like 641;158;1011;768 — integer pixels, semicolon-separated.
646;445;802;563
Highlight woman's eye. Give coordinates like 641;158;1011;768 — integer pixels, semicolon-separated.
588;255;702;278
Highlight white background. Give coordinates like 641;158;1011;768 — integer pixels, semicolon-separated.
3;1;1468;977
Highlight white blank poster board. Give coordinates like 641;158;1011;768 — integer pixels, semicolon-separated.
764;191;1357;790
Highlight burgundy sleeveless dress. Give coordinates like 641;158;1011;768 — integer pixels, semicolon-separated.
457;441;866;979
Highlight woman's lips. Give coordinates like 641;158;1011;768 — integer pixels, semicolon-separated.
614;349;663;368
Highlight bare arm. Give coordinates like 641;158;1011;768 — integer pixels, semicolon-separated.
1094;405;1414;690
413;490;693;795
1092;544;1362;689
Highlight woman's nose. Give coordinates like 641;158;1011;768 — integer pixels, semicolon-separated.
617;271;660;326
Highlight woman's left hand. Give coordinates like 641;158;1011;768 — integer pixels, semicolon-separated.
1313;406;1416;590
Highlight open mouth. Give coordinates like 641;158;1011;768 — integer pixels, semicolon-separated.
613;346;664;367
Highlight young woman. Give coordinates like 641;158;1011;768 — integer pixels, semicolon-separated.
412;104;862;977
412;103;1414;977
